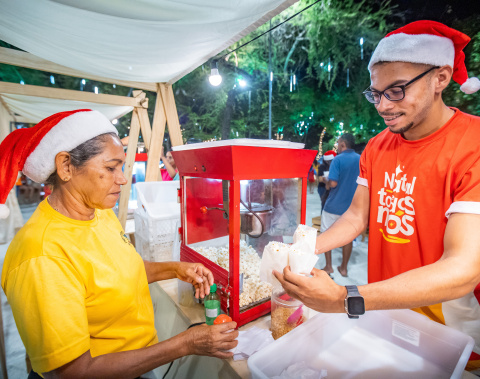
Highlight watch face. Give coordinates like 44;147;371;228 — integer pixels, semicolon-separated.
347;296;365;315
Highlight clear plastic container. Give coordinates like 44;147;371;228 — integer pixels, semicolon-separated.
250;309;475;379
271;289;307;340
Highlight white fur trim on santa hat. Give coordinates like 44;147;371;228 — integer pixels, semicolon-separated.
368;33;455;71
23;110;118;183
460;77;480;94
324;154;335;161
0;204;10;219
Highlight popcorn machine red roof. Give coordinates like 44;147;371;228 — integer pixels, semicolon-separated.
172;140;317;327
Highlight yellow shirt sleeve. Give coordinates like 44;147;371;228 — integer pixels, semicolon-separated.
5;256;90;374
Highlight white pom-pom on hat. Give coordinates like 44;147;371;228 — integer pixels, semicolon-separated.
0;204;10;219
460;77;480;94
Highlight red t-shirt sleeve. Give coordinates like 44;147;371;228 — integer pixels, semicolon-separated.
446;157;480;217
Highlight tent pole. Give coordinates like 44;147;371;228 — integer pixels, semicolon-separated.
137;107;152;152
118;109;141;229
159;83;183;147
145;84;167;182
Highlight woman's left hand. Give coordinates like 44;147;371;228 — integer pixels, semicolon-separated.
176;262;214;298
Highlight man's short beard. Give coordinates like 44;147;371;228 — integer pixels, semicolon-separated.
389;122;413;135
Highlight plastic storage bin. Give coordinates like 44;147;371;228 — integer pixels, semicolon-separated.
134;181;180;262
248;309;474;379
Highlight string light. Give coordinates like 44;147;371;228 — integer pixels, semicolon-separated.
318;127;326;158
328;58;331;81
360;37;364;60
209;61;222;86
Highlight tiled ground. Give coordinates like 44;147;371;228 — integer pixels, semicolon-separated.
0;196;368;378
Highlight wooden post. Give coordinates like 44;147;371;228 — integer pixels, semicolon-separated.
137;107;152;152
159;83;184;146
145;84;167;182
118;109;141;229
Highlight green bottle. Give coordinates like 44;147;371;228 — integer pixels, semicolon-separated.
204;283;221;325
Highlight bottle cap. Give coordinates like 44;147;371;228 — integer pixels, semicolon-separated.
210;283;217;292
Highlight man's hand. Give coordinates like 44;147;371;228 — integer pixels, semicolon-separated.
160;146;166;159
273;266;346;313
176;262;214;298
186;322;238;359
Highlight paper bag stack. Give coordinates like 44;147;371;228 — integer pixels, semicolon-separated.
260;225;319;288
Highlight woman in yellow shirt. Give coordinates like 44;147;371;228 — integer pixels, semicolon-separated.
0;110;238;379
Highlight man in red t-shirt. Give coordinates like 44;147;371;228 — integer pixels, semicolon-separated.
274;21;480;372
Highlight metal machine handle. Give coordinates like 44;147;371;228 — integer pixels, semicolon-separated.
240;199;264;238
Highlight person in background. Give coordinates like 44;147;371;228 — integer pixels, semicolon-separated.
0;110;237;379
160;146;179;181
308;162;316;194
317;150;336;212
274;21;480;372
320;134;360;278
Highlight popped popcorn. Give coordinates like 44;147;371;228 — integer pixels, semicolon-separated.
194;241;273;308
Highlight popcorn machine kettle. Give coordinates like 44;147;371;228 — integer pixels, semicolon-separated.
172;140;317;327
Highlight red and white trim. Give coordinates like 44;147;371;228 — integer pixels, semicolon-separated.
356;177;368;188
445;201;480;218
368;33;455;71
23;110;118;183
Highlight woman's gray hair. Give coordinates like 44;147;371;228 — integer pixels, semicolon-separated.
45;132;120;188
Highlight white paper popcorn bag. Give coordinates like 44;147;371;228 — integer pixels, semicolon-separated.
293;224;318;254
260;241;290;288
289;247;319;275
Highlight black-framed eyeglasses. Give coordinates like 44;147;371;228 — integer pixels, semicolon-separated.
363;66;439;104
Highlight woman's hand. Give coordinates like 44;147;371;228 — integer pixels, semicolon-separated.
175;262;214;298
186;322;238;359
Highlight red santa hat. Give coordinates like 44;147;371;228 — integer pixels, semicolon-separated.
0;109;118;219
368;20;480;94
323;150;337;161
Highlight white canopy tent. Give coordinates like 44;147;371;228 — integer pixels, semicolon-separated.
0;0;296;84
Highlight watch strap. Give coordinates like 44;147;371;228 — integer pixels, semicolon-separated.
345;285;361;319
346;285;360;296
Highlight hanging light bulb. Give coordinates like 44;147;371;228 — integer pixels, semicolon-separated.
360;37;364;60
209;61;222;86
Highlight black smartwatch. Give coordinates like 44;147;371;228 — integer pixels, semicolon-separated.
344;285;365;319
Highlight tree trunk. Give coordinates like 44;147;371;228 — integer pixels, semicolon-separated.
221;88;236;140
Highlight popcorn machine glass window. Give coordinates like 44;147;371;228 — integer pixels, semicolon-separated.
173;143;316;327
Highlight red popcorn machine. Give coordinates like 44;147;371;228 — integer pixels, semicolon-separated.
172;140;317;327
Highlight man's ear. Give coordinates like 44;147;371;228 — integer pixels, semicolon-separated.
435;65;453;94
54;152;73;181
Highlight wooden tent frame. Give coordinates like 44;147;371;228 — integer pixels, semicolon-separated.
0;47;184;229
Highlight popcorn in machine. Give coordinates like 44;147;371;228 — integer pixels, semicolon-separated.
172;140;317;327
